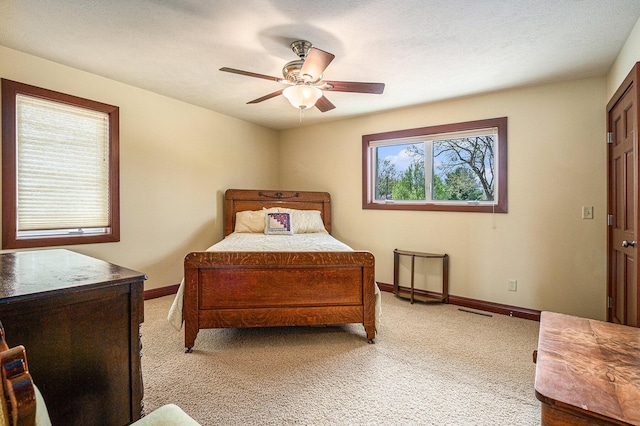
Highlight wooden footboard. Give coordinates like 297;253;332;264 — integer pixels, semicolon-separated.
183;251;375;351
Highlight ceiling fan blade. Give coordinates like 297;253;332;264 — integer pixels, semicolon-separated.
300;47;335;82
220;67;283;83
323;81;385;94
247;89;284;104
315;95;336;113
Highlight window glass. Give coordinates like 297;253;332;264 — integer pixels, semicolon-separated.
375;142;425;201
363;117;507;213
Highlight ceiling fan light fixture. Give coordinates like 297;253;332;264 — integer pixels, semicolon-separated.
282;85;322;110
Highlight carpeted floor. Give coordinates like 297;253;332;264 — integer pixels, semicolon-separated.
141;292;541;425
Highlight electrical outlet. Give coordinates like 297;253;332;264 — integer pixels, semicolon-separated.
508;279;517;291
582;206;594;219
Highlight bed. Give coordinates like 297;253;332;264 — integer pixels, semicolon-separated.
170;189;378;352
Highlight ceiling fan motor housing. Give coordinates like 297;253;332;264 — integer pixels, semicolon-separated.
283;40;321;84
282;60;305;83
290;40;312;59
282;61;321;84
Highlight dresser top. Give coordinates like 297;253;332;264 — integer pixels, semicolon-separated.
0;249;146;302
535;311;640;424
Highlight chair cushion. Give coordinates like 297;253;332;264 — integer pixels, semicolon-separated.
132;404;200;426
34;385;52;426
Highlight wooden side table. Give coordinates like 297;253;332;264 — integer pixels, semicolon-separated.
534;311;640;425
393;249;449;303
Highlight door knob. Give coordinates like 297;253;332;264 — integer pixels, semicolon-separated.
622;240;636;248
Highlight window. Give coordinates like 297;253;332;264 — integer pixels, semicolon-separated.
2;79;120;249
362;117;507;213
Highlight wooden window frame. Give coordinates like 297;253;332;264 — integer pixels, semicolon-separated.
1;79;120;249
362;117;508;213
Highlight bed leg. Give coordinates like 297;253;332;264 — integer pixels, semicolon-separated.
364;324;375;344
185;326;198;353
185;347;193;354
367;338;375;344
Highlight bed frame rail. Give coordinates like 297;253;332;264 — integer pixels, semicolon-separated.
183;250;375;351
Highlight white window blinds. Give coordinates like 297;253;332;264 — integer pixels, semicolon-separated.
16;94;110;232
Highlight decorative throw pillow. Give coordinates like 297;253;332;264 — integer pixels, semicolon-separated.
278;208;327;233
264;212;293;235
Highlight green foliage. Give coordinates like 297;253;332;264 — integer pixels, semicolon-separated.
376;157;398;199
432;174;447;200
392;163;425;200
444;167;484;200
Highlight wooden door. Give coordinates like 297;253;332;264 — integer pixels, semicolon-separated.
608;63;639;326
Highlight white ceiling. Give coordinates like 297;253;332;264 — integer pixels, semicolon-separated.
1;1;639;130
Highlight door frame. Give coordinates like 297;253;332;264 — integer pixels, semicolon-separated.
607;62;640;325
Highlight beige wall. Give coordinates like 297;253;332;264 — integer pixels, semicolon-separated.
1;38;629;320
279;78;608;320
607;16;640;99
0;46;280;290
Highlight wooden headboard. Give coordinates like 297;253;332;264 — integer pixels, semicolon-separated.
224;189;332;236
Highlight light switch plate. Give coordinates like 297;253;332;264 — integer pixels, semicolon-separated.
582;206;593;219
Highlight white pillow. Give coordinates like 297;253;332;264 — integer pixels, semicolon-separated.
264;212;293;235
278;208;327;233
234;208;279;233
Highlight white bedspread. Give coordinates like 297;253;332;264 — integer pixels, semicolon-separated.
203;232;354;252
167;232;381;332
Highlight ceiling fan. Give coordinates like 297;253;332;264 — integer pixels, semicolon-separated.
220;40;385;113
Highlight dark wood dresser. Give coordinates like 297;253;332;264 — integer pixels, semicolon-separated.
0;249;146;426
